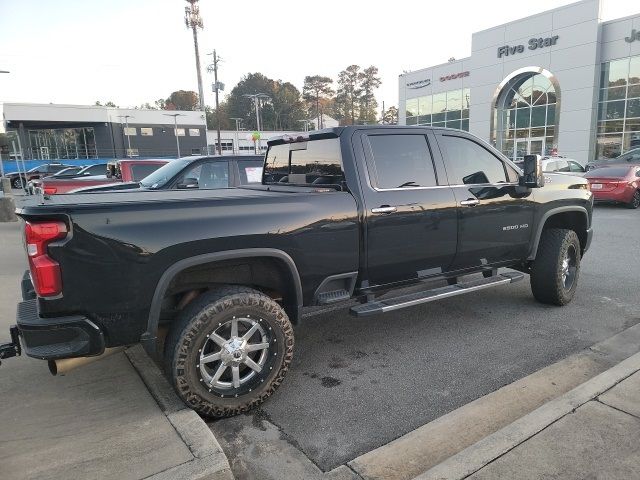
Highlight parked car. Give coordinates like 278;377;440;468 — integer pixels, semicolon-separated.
73;155;264;193
586;148;640;171
28;164;107;192
584;165;640;208
40;159;168;194
542;157;586;175
5;126;593;417
6;163;73;189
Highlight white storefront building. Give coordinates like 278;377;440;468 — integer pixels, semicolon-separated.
399;0;640;163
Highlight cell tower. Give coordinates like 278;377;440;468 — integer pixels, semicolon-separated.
184;0;205;111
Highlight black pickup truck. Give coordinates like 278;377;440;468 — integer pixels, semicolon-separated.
2;126;593;417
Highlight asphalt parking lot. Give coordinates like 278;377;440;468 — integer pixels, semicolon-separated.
211;205;640;473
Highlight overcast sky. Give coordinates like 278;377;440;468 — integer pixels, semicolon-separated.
0;0;636;113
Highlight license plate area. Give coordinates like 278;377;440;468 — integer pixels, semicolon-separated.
591;183;603;190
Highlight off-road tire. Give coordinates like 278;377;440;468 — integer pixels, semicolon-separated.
530;228;581;306
164;286;294;417
627;190;640;209
12;177;24;189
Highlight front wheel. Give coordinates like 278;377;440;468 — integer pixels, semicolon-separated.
12;177;25;189
627;190;640;209
164;286;294;417
530;228;581;306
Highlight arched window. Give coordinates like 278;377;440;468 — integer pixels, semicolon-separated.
492;68;560;162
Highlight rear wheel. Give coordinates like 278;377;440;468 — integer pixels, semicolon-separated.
530;228;581;306
12;177;24;189
164;286;294;417
627;190;640;209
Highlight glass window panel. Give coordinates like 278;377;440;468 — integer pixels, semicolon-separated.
545;126;555;138
406;116;418;125
462;88;470;109
530;127;545;138
602;100;625;120
446;110;461;121
629;56;640;85
432;92;447;113
406;98;418;117
531;106;546;127
432;112;446;123
366;135;437;188
461;108;469;119
596;133;622;159
516;129;529;138
626;98;640;118
446;89;462;111
599;86;627;101
627;132;640;150
627;84;640;98
432;121;446;128
418;96;432;116
603;58;629;88
624;118;640;132
446;119;461;129
515;108;530;128
417;114;431;125
461;119;469;131
598;120;624;133
545;137;554;155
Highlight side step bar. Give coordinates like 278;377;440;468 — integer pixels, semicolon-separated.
350;271;524;317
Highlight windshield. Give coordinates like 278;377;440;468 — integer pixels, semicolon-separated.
139;159;193;188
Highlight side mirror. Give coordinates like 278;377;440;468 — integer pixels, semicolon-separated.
177;177;199;189
519;154;545;188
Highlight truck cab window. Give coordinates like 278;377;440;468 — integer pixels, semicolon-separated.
365;134;437;189
264;138;343;185
438;135;508;185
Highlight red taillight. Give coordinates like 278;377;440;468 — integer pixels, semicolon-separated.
43;187;57;195
25;221;68;297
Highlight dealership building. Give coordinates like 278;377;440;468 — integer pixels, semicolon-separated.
399;0;640;163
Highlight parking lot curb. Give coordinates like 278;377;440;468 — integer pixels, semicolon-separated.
125;345;234;480
413;351;640;480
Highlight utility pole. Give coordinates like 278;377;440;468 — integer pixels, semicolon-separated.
207;50;223;155
242;93;270;152
184;0;205;112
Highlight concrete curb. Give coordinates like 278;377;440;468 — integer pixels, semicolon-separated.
414;351;640;480
125;345;234;480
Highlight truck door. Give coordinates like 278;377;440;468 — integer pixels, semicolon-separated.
433;131;535;269
357;130;458;287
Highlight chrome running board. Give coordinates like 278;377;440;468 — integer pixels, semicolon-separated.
350;272;524;317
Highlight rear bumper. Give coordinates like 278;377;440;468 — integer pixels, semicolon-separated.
16;300;105;360
592;187;635;203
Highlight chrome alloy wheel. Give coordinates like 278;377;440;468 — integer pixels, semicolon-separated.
561;245;578;290
198;316;271;392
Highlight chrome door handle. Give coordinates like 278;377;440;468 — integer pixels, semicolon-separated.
371;206;398;214
460;199;480;207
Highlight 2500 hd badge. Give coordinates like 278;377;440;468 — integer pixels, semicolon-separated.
503;224;529;231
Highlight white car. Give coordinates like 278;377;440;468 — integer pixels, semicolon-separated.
541;157;586;176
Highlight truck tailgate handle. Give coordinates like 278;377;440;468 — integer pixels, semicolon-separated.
371;205;398;214
460;199;480;207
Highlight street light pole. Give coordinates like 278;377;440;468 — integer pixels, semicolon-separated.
230;117;242;154
184;0;205;112
163;113;185;158
117;115;134;157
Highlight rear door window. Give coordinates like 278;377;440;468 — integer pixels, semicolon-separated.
364;134;437;189
437;135;507;185
179;161;229;189
264;138;343;185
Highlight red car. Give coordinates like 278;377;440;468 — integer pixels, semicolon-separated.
584;165;640;209
40;159;168;194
